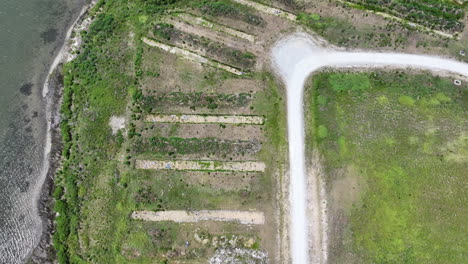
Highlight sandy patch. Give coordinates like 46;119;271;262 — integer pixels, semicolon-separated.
136;160;265;172
145;114;264;125
132;210;265;225
108;116;125;135
210;248;268;264
231;0;297;21
306;152;328;264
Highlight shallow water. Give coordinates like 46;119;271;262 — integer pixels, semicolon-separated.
0;0;84;262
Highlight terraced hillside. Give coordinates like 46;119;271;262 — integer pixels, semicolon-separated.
53;0;292;263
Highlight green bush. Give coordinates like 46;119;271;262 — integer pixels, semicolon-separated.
398;95;415;106
317;125;328;138
346;0;465;32
197;0;263;25
329;73;370;92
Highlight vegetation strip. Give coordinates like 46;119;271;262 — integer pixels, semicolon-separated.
231;0;297;21
174;13;255;42
195;0;264;26
145;114;264;125
132;210;265;225
136;160;266;172
140;92;252;113
337;0;461;39
142;37;243;75
152;22;256;70
134;136;260;155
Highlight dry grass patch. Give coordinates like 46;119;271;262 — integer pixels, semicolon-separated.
136;160;266;172
231;0;297;20
145;114;264;125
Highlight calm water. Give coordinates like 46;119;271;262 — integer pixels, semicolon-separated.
0;0;84;262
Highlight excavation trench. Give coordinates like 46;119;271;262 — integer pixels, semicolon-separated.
271;32;468;264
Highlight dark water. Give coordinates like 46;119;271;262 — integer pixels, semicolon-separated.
0;0;85;263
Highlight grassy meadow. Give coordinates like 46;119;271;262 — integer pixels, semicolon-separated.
306;71;467;263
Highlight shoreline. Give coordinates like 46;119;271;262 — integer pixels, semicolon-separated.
29;1;98;262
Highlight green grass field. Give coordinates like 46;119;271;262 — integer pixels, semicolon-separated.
306;71;467;263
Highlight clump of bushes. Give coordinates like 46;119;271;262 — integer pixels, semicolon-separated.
141;92;252;113
133;136;259;155
154;23;174;40
197;0;264;26
346;0;465;32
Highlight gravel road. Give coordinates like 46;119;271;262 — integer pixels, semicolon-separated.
272;32;468;264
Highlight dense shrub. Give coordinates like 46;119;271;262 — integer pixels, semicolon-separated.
197;0;264;25
347;0;465;32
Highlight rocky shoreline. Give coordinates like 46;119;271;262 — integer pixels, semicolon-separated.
29;65;65;264
28;1;98;262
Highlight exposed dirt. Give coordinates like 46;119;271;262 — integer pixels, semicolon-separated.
231;0;297;21
306;152;328;264
142;37;243;75
136;160;266;172
108;116;125;135
132;210;265;225
326;164;366;264
145;114;264;125
210;248;269;264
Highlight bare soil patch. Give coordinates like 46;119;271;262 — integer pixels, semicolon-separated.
145;114;264;125
136;160;266;172
109;116;126;135
142;37;243;75
132;210;265;225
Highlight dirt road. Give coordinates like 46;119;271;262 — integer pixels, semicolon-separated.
271;32;468;264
